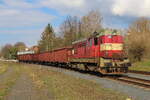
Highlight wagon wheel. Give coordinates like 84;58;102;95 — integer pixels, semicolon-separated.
84;64;90;71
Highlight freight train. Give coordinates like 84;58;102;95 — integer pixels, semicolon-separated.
17;30;131;75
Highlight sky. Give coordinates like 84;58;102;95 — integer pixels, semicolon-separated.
0;0;150;47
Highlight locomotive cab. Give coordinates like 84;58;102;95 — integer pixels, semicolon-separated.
98;34;131;74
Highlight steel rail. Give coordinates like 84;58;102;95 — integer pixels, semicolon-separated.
129;70;150;75
107;76;150;89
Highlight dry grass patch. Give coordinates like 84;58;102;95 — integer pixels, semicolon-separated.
25;65;127;100
0;62;9;74
0;62;22;100
129;59;150;72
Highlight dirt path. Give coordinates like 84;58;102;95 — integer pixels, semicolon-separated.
0;66;14;82
5;73;53;100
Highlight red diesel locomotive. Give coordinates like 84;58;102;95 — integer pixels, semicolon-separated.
17;31;131;75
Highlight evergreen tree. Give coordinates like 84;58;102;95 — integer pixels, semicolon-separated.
38;24;55;52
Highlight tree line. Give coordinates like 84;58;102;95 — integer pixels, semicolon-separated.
38;10;103;52
0;42;26;59
38;11;150;62
126;18;150;62
0;10;150;62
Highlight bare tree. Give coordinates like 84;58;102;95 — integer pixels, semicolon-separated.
14;42;26;51
59;10;103;46
60;16;80;46
1;42;26;59
126;17;150;61
80;10;103;37
53;37;64;49
1;44;13;59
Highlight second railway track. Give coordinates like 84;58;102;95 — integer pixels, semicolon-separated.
107;75;150;89
129;70;150;75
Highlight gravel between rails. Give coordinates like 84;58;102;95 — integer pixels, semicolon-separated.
36;64;150;100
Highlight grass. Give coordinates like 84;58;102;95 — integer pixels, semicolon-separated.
0;62;130;100
0;62;9;74
25;65;128;100
0;62;21;100
129;59;150;72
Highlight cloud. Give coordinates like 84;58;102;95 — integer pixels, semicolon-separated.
0;28;43;46
1;0;150;46
1;0;39;9
39;0;150;17
0;9;19;16
1;0;150;29
112;0;150;17
0;0;55;29
0;28;43;35
40;0;86;15
0;9;55;28
41;0;85;8
0;0;55;46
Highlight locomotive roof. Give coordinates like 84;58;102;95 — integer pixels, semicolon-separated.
96;30;122;38
72;38;87;44
72;30;122;45
97;29;121;36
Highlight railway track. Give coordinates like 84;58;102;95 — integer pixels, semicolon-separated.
43;64;150;89
108;76;150;89
53;64;150;89
129;70;150;75
54;64;150;89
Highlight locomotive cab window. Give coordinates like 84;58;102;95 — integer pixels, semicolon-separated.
100;38;103;44
94;37;98;45
88;39;92;47
90;39;92;46
74;45;78;54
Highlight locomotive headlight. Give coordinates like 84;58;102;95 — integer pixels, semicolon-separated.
72;49;75;54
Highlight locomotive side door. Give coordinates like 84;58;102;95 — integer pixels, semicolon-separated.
108;35;113;52
93;37;99;57
86;38;92;57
